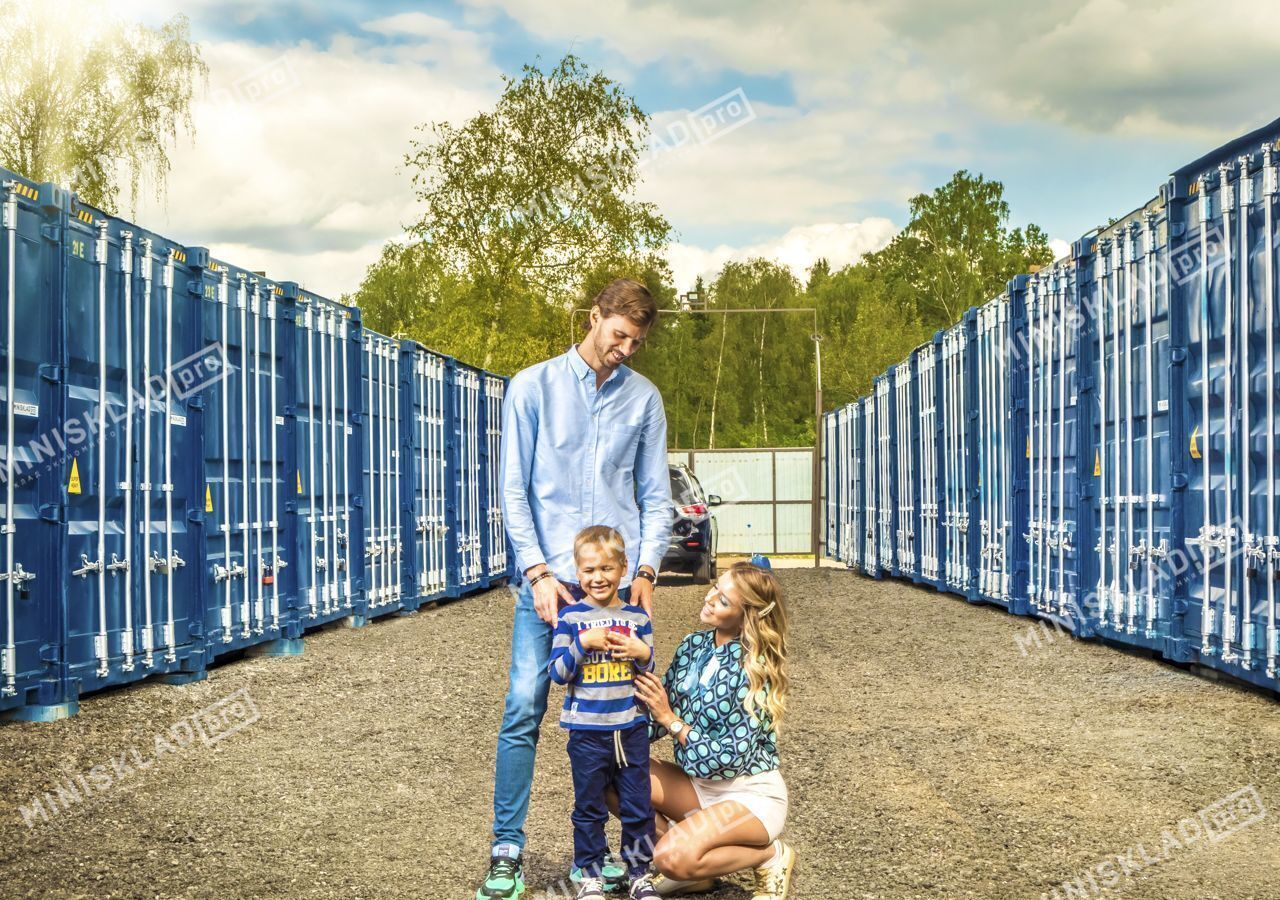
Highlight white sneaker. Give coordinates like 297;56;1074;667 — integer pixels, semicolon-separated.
751;842;795;899
650;872;715;896
575;876;606;900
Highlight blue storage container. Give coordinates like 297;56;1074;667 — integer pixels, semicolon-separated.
823;408;840;563
198;261;297;654
916;336;944;589
293;288;364;626
1079;201;1177;656
400;341;451;607
838;402;861;569
483;372;510;582
940;311;978;597
362;329;406;615
0;176;73;719
874;369;898;576
973;285;1029;612
61;203;207;698
1164;122;1280;690
860;395;879;575
892;355;921;581
1024;259;1087;631
448;359;487;595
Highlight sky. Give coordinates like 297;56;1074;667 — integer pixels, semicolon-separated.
107;0;1280;297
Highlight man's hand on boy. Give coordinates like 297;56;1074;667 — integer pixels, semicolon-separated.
605;631;651;664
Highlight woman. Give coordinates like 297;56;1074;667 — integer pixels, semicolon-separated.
633;561;795;899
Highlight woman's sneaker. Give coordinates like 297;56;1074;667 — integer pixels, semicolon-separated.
575;876;606;900
650;873;715;896
751;841;795;899
476;853;525;899
628;873;662;899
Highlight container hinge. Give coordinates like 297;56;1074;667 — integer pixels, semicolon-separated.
188;395;203;410
40;224;61;243
38;364;64;384
38;503;64;523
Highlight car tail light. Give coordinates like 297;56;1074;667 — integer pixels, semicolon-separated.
683;538;702;549
681;504;708;516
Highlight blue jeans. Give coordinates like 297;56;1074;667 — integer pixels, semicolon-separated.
491;579;630;852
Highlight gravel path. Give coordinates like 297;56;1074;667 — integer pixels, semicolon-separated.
1;569;1277;899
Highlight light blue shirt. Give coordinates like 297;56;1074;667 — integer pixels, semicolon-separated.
501;345;672;586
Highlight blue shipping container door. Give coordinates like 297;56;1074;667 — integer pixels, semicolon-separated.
63;210;205;694
1084;206;1175;653
402;343;450;605
917;337;943;588
823;409;839;562
974;296;1013;605
483;373;509;581
860;395;879;576
874;370;898;576
1169;138;1280;688
294;291;362;625
839;403;861;569
0;177;71;716
449;360;485;595
941;313;978;597
1025;261;1085;627
362;330;405;614
200;264;295;653
893;356;921;580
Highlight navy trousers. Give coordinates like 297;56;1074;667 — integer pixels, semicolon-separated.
567;723;654;879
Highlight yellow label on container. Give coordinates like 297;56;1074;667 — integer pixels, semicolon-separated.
1190;426;1201;460
205;485;214;513
297;471;303;494
1026;436;1031;459
1093;450;1101;477
68;457;82;494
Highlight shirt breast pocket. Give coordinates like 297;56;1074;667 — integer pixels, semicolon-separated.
603;423;642;472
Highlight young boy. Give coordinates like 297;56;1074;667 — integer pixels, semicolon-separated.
548;526;660;900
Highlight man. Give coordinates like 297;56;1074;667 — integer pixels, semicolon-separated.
477;278;673;900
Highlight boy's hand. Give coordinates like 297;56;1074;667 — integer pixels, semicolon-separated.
578;627;609;652
605;631;651;664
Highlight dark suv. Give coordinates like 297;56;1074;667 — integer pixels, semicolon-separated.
662;464;721;584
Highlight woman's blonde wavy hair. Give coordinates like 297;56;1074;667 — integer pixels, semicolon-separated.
727;561;790;731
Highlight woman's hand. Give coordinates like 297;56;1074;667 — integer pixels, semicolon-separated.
605;631;650;664
634;670;674;727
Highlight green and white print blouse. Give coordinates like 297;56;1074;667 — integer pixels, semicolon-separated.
649;629;780;780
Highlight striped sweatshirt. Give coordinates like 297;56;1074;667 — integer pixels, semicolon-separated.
548;600;655;730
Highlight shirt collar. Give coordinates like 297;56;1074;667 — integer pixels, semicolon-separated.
567;344;624;386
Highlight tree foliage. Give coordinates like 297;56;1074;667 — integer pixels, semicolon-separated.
353;60;1053;449
361;54;671;370
0;0;206;213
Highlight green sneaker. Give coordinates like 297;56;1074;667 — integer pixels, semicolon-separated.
476;853;525;899
571;855;627;892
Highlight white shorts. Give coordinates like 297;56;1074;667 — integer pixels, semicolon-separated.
689;769;789;842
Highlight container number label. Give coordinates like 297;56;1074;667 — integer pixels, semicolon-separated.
169;414;187;427
13;402;38;417
275;416;285;426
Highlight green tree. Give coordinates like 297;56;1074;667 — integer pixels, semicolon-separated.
369;54;671;371
0;1;206;213
872;170;1053;328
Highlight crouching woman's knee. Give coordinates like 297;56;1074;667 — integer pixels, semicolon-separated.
652;832;703;882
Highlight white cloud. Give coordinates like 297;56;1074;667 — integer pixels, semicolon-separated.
130;24;501;297
666;219;899;293
1049;238;1072;263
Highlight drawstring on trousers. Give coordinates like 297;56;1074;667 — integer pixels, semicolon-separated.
613;729;628;767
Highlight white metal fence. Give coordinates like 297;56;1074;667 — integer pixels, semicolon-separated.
669;449;815;555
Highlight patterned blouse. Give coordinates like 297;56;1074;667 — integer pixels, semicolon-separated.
649;629;780;780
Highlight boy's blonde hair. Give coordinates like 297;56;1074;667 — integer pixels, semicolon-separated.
573;525;628;566
727;561;790;730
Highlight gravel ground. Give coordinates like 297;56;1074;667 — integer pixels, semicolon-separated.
1;569;1278;899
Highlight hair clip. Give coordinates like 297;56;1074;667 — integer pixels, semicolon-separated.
758;601;776;617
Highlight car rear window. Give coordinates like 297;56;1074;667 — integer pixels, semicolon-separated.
669;469;702;505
